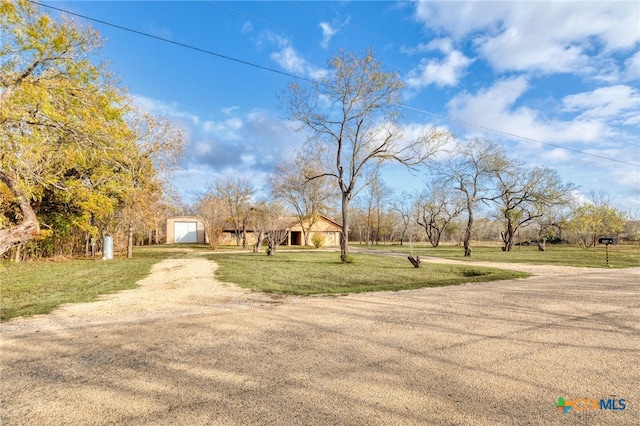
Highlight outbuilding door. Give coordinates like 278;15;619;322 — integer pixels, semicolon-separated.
174;221;197;243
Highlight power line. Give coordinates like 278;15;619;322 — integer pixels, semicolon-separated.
29;1;640;169
400;104;640;168
222;0;638;151
29;0;313;83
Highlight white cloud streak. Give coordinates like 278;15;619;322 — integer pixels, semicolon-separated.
406;38;473;88
413;1;640;75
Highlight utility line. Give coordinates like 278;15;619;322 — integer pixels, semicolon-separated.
401;104;640;167
29;0;313;83
30;0;640;169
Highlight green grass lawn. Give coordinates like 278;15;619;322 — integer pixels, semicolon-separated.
0;257;157;321
355;243;640;268
209;251;529;295
9;241;628;322
0;245;201;322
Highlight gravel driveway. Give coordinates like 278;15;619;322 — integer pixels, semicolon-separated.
1;254;638;425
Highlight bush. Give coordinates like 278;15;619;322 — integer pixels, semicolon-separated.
311;233;325;248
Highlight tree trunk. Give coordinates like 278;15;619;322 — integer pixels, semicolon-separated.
463;205;474;257
14;244;22;263
537;238;546;252
502;223;515;251
0;173;40;256
127;223;134;258
242;219;247;250
407;255;421;268
340;193;350;262
254;231;264;252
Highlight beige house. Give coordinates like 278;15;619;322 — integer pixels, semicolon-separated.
167;214;341;247
289;214;342;247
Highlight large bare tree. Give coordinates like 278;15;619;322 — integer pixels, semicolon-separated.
435;139;507;256
416;180;465;247
282;48;448;262
492;164;577;251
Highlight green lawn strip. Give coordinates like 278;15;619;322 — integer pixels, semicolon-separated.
355;243;640;268
210;251;529;295
0;257;157;321
0;245;204;322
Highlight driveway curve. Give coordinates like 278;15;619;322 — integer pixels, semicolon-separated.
1;255;638;425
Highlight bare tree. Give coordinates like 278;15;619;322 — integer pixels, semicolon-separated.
492;165;577;251
282;48;448;262
416;181;465;247
435;139;506;256
390;191;417;246
268;153;334;246
355;166;391;246
195;194;228;250
215;176;255;249
251;201;293;255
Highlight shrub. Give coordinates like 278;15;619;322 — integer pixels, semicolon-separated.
311;233;325;248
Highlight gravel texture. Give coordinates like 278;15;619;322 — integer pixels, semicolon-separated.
1;254;638;425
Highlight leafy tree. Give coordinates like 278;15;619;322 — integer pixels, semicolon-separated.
567;194;627;248
0;0;147;255
282;48;448;262
116;111;185;258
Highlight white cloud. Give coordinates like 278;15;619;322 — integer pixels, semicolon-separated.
186;107;302;174
271;46;307;74
264;33;327;79
406;38;473;88
202;117;243;140
241;21;253;34
320;22;337;49
131;95;200;125
624;51;640;81
413;2;640;75
563;85;640;120
319;16;350;50
446;76;608;144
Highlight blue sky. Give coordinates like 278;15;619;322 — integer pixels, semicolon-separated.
44;1;640;212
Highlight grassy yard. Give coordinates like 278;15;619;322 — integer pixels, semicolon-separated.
9;242;628;322
209;251;529;295
1;257;154;321
355;243;640;268
0;246;201;322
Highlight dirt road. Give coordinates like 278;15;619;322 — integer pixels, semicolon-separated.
1;255;638;425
